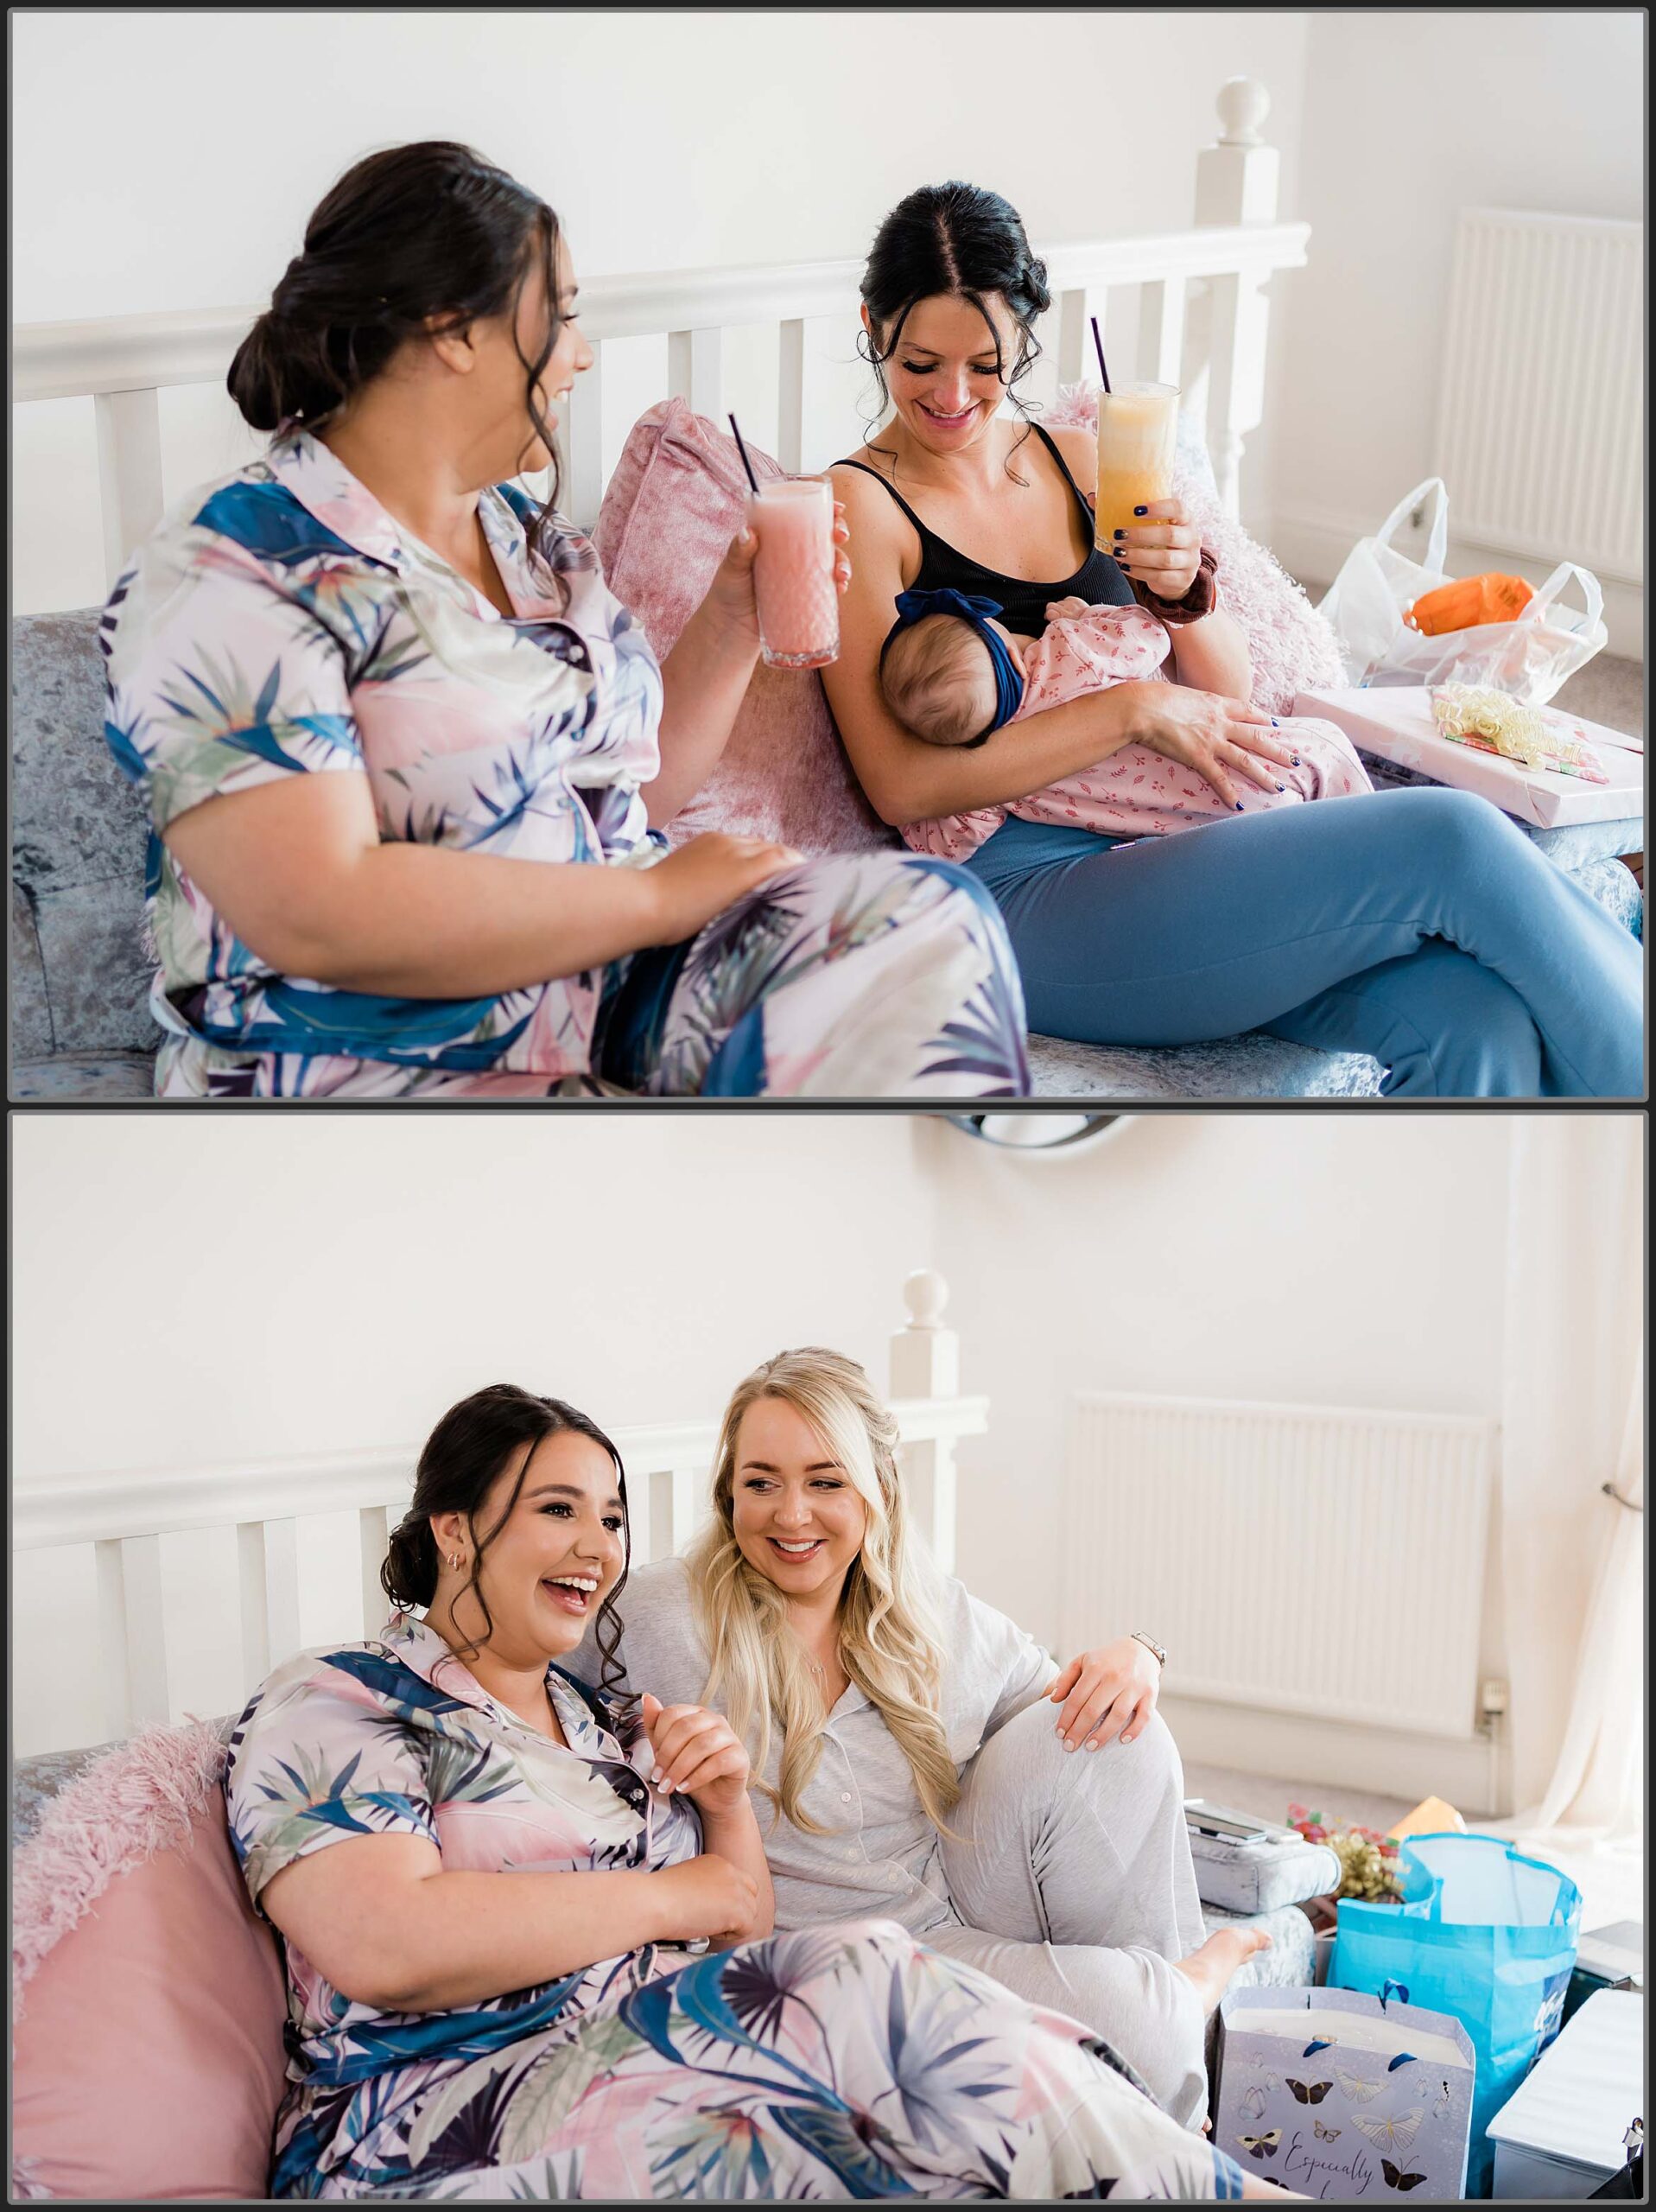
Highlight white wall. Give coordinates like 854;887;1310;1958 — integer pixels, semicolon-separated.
921;1110;1568;1812
10;1109;938;1752
1270;10;1643;649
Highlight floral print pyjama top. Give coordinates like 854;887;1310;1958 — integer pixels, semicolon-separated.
102;429;1027;1098
225;1614;1248;2199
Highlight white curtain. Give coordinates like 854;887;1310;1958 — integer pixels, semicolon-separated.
1487;1116;1643;1912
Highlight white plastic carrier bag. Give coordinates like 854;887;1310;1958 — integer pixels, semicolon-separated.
1318;479;1608;705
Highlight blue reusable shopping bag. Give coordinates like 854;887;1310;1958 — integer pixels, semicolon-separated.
1330;1833;1581;2199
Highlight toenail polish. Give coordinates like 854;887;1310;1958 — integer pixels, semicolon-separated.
1234;801;1244;811
1133;505;1148;515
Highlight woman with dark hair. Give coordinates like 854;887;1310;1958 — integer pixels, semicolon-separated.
101;143;1026;1097
822;181;1640;1096
224;1382;1280;2199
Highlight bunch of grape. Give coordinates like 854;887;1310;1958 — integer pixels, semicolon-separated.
1287;1804;1402;1902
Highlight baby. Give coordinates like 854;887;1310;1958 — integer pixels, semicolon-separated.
879;586;1372;862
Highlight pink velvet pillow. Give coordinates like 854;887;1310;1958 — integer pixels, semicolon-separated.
593;397;894;855
13;1723;289;2201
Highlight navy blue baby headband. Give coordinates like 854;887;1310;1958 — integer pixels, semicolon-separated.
881;586;1026;743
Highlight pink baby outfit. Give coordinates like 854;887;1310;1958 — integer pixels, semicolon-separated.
901;601;1373;862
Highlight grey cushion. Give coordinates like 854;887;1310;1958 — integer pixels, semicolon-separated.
10;1051;157;1100
11;607;157;1077
10;1743;116;1848
1029;1031;1383;1100
1190;1830;1342;1916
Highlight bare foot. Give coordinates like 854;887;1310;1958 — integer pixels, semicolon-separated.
1173;1923;1272;2016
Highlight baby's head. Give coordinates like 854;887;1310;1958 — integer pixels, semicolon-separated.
879;599;1026;749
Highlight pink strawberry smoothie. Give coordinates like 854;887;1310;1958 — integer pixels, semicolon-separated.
750;479;839;667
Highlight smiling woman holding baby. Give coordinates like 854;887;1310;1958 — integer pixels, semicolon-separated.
822;181;1640;1097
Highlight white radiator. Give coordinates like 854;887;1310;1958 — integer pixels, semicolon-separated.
1063;1393;1496;1740
1435;208;1643;583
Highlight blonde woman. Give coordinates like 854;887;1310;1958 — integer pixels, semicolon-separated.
572;1348;1270;2131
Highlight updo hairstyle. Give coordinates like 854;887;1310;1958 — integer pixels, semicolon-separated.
227;140;569;584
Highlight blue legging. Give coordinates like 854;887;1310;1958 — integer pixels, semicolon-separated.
966;789;1642;1096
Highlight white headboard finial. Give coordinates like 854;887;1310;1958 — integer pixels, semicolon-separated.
903;1268;949;1331
1216;77;1270;148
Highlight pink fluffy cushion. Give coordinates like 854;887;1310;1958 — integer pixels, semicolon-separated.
1040;383;1346;713
12;1721;288;2201
593;397;894;855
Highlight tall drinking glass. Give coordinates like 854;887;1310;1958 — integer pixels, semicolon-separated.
748;476;839;669
1094;381;1180;546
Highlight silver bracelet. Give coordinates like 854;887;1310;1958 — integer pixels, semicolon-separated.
1130;1630;1167;1669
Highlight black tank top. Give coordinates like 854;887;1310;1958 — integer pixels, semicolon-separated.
834;419;1132;637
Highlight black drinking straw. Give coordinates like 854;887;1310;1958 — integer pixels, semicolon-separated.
727;413;761;494
1090;315;1112;395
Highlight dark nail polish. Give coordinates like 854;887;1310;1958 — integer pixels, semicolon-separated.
1271;717;1280;726
1133;505;1148;516
1292;754;1302;766
1235;801;1245;811
1277;783;1286;792
1113;528;1126;539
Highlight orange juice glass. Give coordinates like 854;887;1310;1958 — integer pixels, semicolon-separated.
1095;380;1180;545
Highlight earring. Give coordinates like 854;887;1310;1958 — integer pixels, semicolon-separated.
448;1553;464;1572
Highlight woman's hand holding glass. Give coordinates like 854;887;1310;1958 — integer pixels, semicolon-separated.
1047;1635;1163;1752
700;496;853;652
1107;494;1203;602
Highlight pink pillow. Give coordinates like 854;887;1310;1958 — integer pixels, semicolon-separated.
1039;383;1346;715
13;1722;288;2201
593;397;894;855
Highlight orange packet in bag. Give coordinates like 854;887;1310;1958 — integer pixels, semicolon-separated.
1405;573;1535;635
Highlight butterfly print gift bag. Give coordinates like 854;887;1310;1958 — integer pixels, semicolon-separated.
1214;1986;1475;2199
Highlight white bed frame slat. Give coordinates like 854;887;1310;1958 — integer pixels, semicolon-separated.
13;81;1302;588
358;1504;395;1640
92;388;164;591
668;326;723;421
17;1272;987;1751
1137;276;1188;387
94;1534;169;1737
777;317;806;473
237;1517;301;1692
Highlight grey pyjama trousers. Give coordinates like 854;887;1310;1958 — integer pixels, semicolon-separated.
923;1699;1211;2127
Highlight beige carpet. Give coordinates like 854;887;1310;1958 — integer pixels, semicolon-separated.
1183;1760;1415;1837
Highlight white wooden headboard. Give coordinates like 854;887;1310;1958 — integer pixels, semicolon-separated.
12;1268;987;1754
12;79;1306;595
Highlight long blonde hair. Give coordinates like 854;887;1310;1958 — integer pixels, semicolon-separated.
683;1347;960;1835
